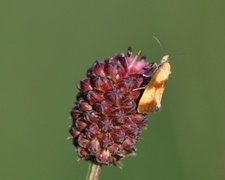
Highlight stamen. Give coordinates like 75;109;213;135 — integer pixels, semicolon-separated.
128;50;142;70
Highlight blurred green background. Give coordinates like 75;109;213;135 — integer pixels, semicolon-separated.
1;0;225;180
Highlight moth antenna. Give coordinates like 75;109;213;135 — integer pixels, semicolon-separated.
170;52;185;57
153;36;166;55
153;37;185;57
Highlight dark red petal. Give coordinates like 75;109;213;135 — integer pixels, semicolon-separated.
110;109;129;124
80;78;93;93
98;134;114;148
86;124;101;139
119;98;136;112
117;77;138;92
108;54;124;64
87;139;101;154
111;129;126;143
122;119;139;136
129;89;142;101
69;126;80;138
78;134;90;148
77;98;92;111
116;55;128;72
123;137;137;150
77;147;89;158
93;100;115;115
96;150;113;165
129;114;148;128
108;144;123;156
75;117;88;131
105;62;127;81
85;90;104;105
92;76;114;92
97;117;113;132
91;61;106;76
70;108;81;119
104;88;126;106
83;110;100;123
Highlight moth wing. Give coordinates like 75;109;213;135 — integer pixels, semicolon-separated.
137;86;161;114
137;61;171;114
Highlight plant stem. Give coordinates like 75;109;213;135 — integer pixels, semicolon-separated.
86;162;102;180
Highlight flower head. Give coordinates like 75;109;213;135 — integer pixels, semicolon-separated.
69;47;155;166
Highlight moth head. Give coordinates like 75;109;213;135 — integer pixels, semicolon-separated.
161;55;170;63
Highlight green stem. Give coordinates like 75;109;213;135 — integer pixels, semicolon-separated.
86;162;102;180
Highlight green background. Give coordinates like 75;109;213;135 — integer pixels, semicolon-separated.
1;1;225;180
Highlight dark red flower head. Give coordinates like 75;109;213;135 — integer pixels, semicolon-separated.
69;47;155;166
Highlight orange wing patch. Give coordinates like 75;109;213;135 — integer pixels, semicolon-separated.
137;55;171;114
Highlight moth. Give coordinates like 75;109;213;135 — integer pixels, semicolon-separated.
137;55;171;114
